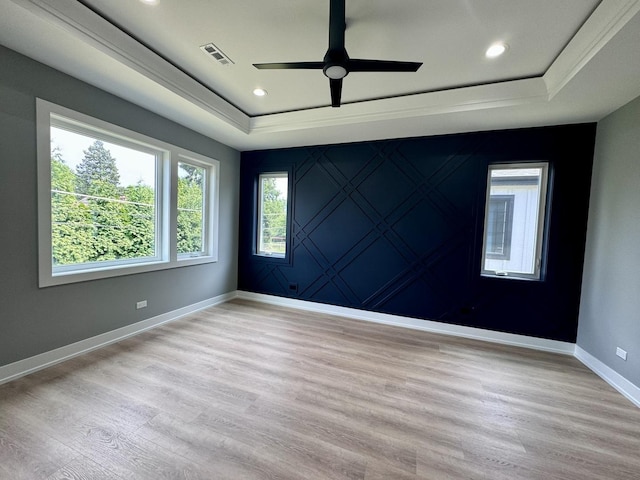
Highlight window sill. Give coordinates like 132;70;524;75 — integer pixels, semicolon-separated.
481;272;541;282
42;256;218;288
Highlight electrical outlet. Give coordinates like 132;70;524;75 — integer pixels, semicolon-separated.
136;300;147;309
616;347;627;361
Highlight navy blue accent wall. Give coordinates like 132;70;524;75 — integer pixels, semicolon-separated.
239;124;596;342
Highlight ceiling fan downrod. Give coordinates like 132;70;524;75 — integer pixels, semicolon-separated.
253;0;422;107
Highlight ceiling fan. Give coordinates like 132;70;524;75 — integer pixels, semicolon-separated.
253;0;423;108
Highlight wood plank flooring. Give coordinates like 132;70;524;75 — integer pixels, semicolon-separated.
1;299;639;479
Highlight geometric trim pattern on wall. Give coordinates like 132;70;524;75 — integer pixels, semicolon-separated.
261;137;483;320
240;124;597;342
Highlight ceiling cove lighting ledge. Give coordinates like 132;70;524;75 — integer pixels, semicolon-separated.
6;0;640;140
8;0;250;134
249;78;550;135
544;0;640;98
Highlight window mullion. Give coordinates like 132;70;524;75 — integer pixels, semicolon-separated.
36;98;220;287
168;150;179;262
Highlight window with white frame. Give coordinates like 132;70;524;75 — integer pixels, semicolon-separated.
257;172;288;257
177;160;208;257
481;163;549;280
486;195;515;260
37;99;219;287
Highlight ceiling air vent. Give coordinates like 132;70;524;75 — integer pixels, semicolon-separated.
200;43;234;66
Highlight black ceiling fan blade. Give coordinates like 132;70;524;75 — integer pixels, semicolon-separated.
348;59;423;73
330;78;343;107
253;0;422;109
253;62;324;70
328;0;346;51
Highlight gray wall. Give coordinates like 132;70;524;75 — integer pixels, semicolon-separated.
577;94;640;387
0;46;240;367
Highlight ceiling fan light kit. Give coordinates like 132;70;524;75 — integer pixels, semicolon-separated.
324;64;348;80
253;0;422;107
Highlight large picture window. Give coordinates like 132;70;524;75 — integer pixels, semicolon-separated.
481;163;549;280
49;126;161;269
37;99;219;287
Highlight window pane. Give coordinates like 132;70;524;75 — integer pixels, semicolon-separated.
486;195;514;259
482;164;548;279
177;161;206;255
50;126;157;268
258;173;288;257
39;99;221;287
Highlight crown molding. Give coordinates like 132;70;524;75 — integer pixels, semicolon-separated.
249;78;549;135
6;0;639;144
544;0;640;99
9;0;251;133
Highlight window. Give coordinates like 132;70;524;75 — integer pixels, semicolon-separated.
37;99;219;287
257;172;288;257
486;195;514;259
481;163;549;280
177;160;207;257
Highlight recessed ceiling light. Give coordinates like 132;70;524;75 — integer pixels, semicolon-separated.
253;88;268;97
486;43;508;59
139;0;159;5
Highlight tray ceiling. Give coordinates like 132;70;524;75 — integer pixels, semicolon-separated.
1;0;640;150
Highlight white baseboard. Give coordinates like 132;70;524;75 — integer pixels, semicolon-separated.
575;346;640;408
0;291;237;386
4;289;637;410
238;292;640;408
236;291;576;355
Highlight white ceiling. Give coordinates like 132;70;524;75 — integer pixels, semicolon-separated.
1;0;640;151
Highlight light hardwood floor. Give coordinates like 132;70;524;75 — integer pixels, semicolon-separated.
1;299;639;479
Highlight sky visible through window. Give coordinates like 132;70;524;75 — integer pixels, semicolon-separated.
273;176;287;199
51;126;155;186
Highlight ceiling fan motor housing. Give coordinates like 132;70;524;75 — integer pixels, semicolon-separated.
252;0;421;107
323;49;349;79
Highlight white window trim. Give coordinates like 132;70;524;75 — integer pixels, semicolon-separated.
256;172;288;258
480;162;549;281
36;98;219;287
176;155;218;260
